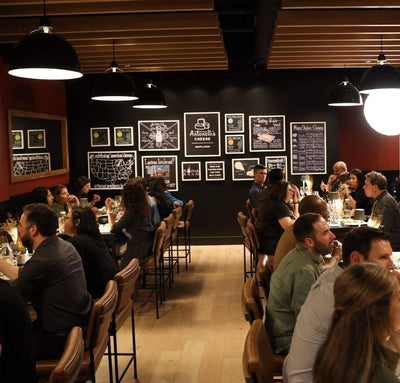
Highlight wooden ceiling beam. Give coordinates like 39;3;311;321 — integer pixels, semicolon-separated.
267;64;371;68
74;45;225;54
0;0;214;18
273;33;400;42
81;64;228;73
282;0;400;9
272;41;400;48
275;26;400;35
78;52;227;60
0;12;219;36
79;56;227;63
269;52;400;58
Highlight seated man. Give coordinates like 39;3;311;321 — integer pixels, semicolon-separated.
363;171;400;251
273;195;330;270
284;227;395;383
0;279;36;382
320;161;348;193
266;213;335;354
0;203;92;360
248;164;267;208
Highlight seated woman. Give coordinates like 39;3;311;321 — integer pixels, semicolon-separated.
72;176;101;209
314;263;400;383
105;180;155;268
257;180;300;255
30;186;54;205
63;206;117;299
148;176;175;219
341;168;372;215
51;184;79;218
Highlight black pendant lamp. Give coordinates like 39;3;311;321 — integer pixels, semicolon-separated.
360;36;400;94
133;81;167;109
8;0;82;80
91;41;138;102
328;75;362;107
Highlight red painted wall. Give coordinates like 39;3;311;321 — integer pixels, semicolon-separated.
338;106;400;171
0;58;69;202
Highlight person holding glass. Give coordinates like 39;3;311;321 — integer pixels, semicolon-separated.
51;184;79;218
341;168;372;215
314;263;400;383
71;176;101;210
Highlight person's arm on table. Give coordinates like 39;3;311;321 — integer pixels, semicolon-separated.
105;197;116;228
0;259;19;281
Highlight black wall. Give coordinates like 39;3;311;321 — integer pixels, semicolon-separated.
66;68;341;244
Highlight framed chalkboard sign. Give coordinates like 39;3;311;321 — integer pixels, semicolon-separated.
138;120;180;151
141;155;178;191
8;109;69;183
249;115;286;152
265;156;288;180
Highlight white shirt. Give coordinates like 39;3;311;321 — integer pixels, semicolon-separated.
283;266;343;383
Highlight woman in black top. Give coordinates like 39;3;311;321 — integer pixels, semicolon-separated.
31;186;54;205
148;176;173;219
342;168;372;215
63;206;117;298
71;176;101;209
257;180;300;255
105;179;155;267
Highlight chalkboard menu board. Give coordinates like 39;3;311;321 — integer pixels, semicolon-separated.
249;115;285;152
290;122;326;175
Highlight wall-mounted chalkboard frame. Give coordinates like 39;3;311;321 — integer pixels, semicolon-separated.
8;109;69;183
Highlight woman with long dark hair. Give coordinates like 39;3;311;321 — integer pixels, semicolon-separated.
31;187;54;205
51;184;79;217
314;263;400;383
341;168;372;215
105;179;155;267
148;176;175;219
71;176;101;208
257;180;300;255
63;206;117;298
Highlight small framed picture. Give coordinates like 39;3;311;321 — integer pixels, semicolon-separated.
114;126;134;146
265;156;288;180
225;113;244;132
28;129;46;149
90;127;110;147
225;134;245;154
232;158;259;181
182;161;201;181
205;161;225;181
12;130;24;150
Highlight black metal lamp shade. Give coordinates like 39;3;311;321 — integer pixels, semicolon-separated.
328;80;363;106
133;82;167;109
360;63;400;94
91;69;139;101
8;30;82;80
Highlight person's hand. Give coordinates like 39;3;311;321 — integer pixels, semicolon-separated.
92;194;101;203
291;184;300;202
105;197;113;211
173;201;180;208
320;180;327;191
68;194;79;205
341;183;350;197
332;240;342;260
91;206;99;213
327;174;337;184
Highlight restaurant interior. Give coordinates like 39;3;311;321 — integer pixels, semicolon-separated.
1;1;400;382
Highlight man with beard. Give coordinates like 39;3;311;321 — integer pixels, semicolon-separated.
266;213;335;355
0;203;91;360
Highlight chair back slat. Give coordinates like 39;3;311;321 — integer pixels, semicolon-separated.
152;221;168;262
183;200;194;221
241;277;264;324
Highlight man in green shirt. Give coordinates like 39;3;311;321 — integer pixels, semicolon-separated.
266;213;336;354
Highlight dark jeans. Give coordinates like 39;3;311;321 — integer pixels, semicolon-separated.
32;320;68;360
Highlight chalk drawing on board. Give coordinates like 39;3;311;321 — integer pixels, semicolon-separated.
13;153;51;176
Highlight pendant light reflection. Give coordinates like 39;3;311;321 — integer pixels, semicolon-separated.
133;81;167;109
91;42;138;102
363;89;400;136
8;1;82;80
328;76;362;107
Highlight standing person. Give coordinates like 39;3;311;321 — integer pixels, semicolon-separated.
320;161;349;193
63;206;117;299
363;171;400;250
0;204;91;360
71;176;101;209
341;168;372;215
314;263;400;383
31;186;54;205
248;164;267;208
284;227;395;383
105;180;155;267
266;213;336;355
51;184;79;218
0;279;37;382
257;180;300;255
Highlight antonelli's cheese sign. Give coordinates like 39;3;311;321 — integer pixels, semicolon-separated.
184;112;221;157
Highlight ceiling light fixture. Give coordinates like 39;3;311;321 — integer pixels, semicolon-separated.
328;73;362;107
91;41;138;102
8;0;82;80
133;81;167;109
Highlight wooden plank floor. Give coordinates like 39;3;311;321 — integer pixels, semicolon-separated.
95;245;248;383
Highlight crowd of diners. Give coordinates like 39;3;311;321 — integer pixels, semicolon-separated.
0;175;183;382
247;162;400;383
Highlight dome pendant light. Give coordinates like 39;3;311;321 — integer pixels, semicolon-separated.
133;80;167;109
328;71;362;107
8;0;82;80
91;41;139;102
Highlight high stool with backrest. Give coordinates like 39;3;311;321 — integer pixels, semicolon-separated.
256;254;273;300
110;258;140;383
177;200;195;269
171;206;183;273
241;277;264;325
237;211;251;281
36;280;118;383
47;326;84;383
161;213;176;289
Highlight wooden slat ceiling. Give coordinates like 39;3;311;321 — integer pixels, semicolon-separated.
0;0;228;74
268;1;400;69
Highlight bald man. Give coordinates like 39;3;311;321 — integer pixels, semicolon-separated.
320;161;349;193
273;195;330;270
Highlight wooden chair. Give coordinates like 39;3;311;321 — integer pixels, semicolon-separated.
110;258;140;383
256;254;273;300
246;219;262;278
47;327;84;383
237;211;251;281
171;206;183;273
177;200;195;270
241;277;264;324
36;280;118;383
162;213;176;288
246;199;258;225
243;319;275;383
